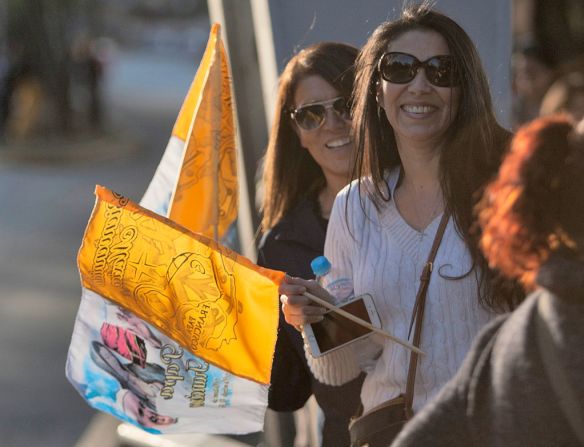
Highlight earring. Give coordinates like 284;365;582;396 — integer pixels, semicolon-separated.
376;102;385;122
374;80;384;109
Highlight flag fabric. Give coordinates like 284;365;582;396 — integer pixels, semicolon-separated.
141;23;237;241
66;24;282;434
79;186;282;383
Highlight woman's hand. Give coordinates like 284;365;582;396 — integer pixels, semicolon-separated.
279;275;333;331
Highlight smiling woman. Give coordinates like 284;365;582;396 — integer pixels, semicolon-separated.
279;4;525;446
291;75;354;218
376;30;460;158
257;42;362;446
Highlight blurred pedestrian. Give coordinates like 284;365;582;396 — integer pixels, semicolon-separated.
258;41;363;446
540;69;584;121
512;40;557;128
280;4;524;446
0;41;43;140
71;34;104;131
393;114;584;447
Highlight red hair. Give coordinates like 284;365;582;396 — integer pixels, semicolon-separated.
479;115;584;289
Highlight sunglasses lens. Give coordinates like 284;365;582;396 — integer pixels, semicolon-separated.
380;54;416;84
294;105;325;130
426;56;456;87
332;98;351;120
379;53;458;87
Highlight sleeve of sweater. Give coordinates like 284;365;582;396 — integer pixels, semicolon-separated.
304;185;368;385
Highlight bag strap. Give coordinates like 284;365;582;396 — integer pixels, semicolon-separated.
404;211;450;415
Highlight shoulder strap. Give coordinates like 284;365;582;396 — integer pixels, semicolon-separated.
404;211;450;415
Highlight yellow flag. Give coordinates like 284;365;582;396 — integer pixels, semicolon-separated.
169;23;237;239
78;186;283;384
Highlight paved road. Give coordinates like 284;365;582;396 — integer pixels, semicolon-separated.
0;48;200;447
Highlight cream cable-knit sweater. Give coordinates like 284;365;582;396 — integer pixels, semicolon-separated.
305;168;493;413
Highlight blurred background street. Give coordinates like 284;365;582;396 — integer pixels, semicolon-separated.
0;2;208;445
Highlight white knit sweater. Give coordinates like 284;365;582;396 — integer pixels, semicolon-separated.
305;167;493;413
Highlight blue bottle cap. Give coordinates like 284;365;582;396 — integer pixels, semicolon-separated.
310;256;331;277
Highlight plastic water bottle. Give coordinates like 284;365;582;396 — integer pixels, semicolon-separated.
310;255;331;283
310;255;354;304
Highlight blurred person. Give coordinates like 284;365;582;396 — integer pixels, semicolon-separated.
0;41;44;140
512;41;556;128
257;42;363;446
540;69;584;121
393;114;584;446
71;34;104;131
280;4;523;445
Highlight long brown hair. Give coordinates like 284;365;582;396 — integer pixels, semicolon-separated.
479;115;584;289
261;42;358;231
350;3;523;311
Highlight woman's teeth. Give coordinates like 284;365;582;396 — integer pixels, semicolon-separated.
326;136;352;148
402;105;434;114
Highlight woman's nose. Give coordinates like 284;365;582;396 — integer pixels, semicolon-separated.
407;69;432;94
322;108;347;130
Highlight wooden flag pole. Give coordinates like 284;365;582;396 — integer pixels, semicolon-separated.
303;291;425;356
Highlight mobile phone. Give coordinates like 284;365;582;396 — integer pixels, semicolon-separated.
304;293;381;357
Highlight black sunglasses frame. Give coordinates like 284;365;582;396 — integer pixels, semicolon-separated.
377;52;459;88
289;96;351;131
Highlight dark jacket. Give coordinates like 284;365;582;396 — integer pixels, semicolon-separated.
258;198;364;446
392;253;584;447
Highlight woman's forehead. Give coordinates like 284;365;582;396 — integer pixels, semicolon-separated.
386;29;450;58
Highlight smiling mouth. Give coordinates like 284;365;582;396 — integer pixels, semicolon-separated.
402;105;436;114
326;136;352;149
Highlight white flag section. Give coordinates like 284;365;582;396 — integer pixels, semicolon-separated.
139;135;184;217
66;24;270;435
66;289;268;434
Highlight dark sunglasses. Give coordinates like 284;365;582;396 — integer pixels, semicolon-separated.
377;52;459;87
290;96;351;131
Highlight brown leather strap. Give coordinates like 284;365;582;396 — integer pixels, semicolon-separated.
404;211;450;415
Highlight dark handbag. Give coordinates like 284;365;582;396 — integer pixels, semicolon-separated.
349;212;450;447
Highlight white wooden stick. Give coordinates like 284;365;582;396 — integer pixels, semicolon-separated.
303;291;425;356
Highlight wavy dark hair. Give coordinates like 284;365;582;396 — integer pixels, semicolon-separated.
479;115;584;289
260;42;358;231
350;3;523;311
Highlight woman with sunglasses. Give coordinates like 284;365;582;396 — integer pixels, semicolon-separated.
280;4;523;445
258;42;363;446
